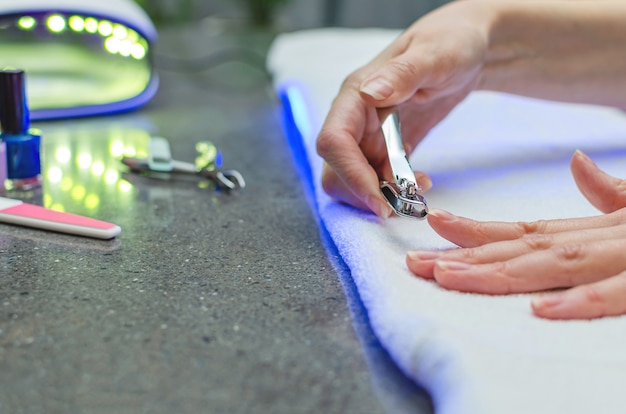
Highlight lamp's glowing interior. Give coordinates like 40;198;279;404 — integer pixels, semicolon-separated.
0;12;153;117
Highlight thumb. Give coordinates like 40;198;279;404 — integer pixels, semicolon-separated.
359;57;423;106
570;150;626;213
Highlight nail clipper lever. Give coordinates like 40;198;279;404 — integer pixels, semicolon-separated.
379;112;428;219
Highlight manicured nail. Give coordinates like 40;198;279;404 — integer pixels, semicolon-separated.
574;149;586;157
427;208;455;222
531;294;563;310
360;78;394;101
436;260;471;271
407;250;441;261
574;149;598;168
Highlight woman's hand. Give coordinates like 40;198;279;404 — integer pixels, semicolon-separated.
316;1;493;217
406;150;626;320
316;1;626;218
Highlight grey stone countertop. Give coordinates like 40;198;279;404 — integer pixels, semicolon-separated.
0;26;433;414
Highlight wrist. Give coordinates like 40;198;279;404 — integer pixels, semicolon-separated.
478;1;526;92
479;1;626;106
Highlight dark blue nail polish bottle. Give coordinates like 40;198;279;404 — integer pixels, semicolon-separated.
0;69;42;191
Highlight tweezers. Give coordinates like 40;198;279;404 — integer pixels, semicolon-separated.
379;112;428;219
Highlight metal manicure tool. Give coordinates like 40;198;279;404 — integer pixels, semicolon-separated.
121;136;245;191
379;111;428;219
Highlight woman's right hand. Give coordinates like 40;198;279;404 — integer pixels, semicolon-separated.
316;1;494;217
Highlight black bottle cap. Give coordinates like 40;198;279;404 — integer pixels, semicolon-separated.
0;69;29;134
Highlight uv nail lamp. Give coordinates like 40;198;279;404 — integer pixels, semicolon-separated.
0;0;158;120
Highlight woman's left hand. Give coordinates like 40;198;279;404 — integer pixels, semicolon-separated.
406;150;626;320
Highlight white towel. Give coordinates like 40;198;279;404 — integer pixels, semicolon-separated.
267;28;626;414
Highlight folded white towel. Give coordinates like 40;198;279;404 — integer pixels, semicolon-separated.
268;28;626;414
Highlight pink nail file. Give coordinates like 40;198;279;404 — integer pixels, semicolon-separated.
0;197;121;239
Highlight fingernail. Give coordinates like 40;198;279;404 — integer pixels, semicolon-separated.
360;77;394;101
574;149;594;165
436;260;471;271
531;294;563;310
407;250;441;261
428;208;455;222
420;176;433;192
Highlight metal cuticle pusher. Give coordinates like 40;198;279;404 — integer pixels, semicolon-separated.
379;111;428;219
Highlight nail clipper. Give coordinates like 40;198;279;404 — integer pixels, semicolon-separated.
379;111;428;219
121;136;245;191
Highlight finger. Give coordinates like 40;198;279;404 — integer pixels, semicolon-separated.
320;163;371;212
532;271;626;320
570;150;626;213
316;90;392;218
431;238;626;294
358;29;482;109
406;249;444;280
416;171;433;192
407;223;626;279
319;165;391;218
358;35;431;105
323;163;433;213
427;207;626;248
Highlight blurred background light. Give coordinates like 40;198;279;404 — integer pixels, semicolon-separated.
68;15;85;32
17;15;36;30
46;14;66;33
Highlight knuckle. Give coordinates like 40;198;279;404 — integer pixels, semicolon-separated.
387;58;420;82
316;129;334;158
516;219;549;235
338;69;369;93
469;221;494;245
343;70;365;88
493;260;511;275
553;243;585;262
521;233;553;251
444;248;478;262
492;262;515;294
582;285;606;304
459;249;476;260
457;247;481;261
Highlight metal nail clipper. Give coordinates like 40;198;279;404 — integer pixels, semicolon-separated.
379;112;428;219
121;136;245;191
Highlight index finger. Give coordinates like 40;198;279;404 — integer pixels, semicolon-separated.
427;208;626;248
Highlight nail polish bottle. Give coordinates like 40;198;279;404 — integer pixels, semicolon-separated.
0;69;42;191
